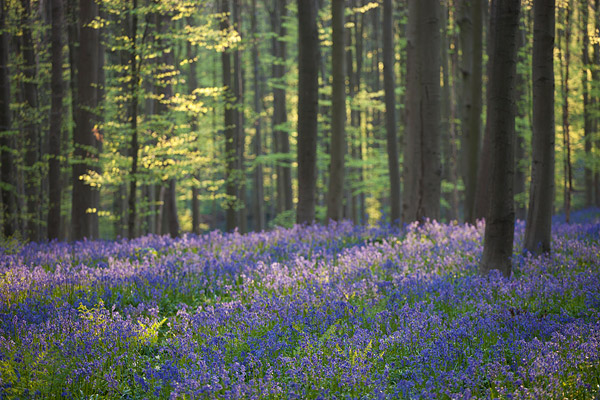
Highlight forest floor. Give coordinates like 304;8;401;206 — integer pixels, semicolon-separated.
1;210;599;399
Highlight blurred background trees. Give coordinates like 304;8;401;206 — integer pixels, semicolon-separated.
0;0;597;242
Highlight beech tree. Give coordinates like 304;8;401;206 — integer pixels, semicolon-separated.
382;0;400;225
296;0;319;224
524;0;555;255
480;0;520;277
326;0;345;222
72;0;100;240
48;0;65;241
402;0;441;223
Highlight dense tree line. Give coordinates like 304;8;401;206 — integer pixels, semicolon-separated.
0;0;598;274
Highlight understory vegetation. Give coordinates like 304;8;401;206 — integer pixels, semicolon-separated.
1;209;599;399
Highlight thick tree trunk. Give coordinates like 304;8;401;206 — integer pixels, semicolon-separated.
72;0;99;240
460;0;483;223
480;0;520;277
326;0;345;222
0;0;15;237
524;0;555;255
296;0;319;224
383;0;400;224
402;0;441;223
20;0;41;241
48;0;64;240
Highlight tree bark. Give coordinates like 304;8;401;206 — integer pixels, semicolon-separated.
0;0;15;237
558;3;572;222
581;0;593;207
187;37;201;235
383;0;400;224
232;0;246;233
480;0;520;277
402;0;441;223
48;0;64;240
595;0;600;207
20;0;41;241
296;0;319;224
252;0;265;232
72;0;99;240
326;0;345;222
127;0;139;238
221;0;236;232
514;24;528;221
271;0;292;216
524;0;555;255
460;0;483;223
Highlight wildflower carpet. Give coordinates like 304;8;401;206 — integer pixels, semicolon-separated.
1;211;599;399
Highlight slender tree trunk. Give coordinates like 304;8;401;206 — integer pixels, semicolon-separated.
581;0;593;207
558;3;572;222
221;0;236;231
72;0;99;240
251;0;265;232
402;0;441;223
296;0;319;224
0;0;15;237
514;24;528;221
383;0;400;224
595;0;600;206
127;0;139;238
20;0;41;241
271;0;292;216
187;38;201;234
442;0;460;222
524;0;555;255
326;0;345;222
480;0;520;277
48;0;64;240
474;0;496;220
232;0;246;233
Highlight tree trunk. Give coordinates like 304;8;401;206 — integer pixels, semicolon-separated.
402;0;441;223
383;0;400;224
221;0;236;232
595;0;600;207
514;24;527;221
252;0;265;232
232;0;246;233
326;0;345;222
72;0;99;240
271;0;292;216
296;0;319;224
20;0;41;241
48;0;64;240
558;3;572;222
127;0;139;238
479;0;520;277
187;37;201;234
0;0;15;237
524;0;555;255
581;0;593;207
460;0;483;223
473;0;496;220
